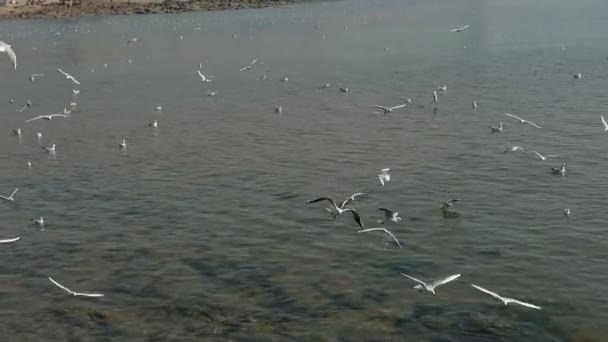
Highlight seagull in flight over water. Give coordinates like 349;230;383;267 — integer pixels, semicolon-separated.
306;196;364;228
0;188;19;202
601;116;608;131
400;273;461;294
318;193;366;219
0;40;17;69
57;68;81;85
197;70;213;83
373;104;407;114
378;208;402;223
377;168;391;186
25;113;70;123
504;146;524;153
48;277;104;298
451;25;470;32
471;284;541;310
532;151;557;161
357;228;403;248
504;113;541;128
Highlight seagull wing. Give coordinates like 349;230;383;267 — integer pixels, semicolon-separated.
0;195;9;200
522;120;541;128
504;113;523;121
0;41;17;69
49;114;69;119
57;68;68;77
73;292;105;297
400;273;427;287
378;207;394;219
358;228;402;248
251;59;258;65
306;197;338;210
69;76;81;85
431;274;461;288
10;188;19;198
602;116;608;130
48;277;74;295
239;66;249;71
197;70;204;80
350;192;365;200
343;209;364;229
507;298;541;310
471;284;505;302
0;237;20;243
25;115;45;123
373;105;389;112
389;104;407;111
532;151;544;159
377;175;385;186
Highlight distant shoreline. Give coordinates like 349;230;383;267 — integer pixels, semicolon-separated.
0;0;306;20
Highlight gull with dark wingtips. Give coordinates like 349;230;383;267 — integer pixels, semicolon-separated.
471;284;541;310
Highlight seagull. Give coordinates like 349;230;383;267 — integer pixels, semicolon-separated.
48;277;104;298
155;106;162;112
197;70;213;83
432;90;438;103
551;163;566;176
472;100;478;109
490;123;503;133
339;87;349;93
564;208;571;217
470;284;541;310
37;132;42;143
450;25;470;32
239;59;258;71
12;128;21;136
320;83;332;90
275;106;282;115
148;120;158;128
119;139;127;150
306;197;363;226
57;68;81;85
322;193;366;219
378;208;402;224
377;168;391;186
573;73;582;79
42;144;56;153
504;113;541;128
400;273;461;294
207;91;217;97
532;151;558;161
27;160;32;172
504;146;524;153
0;237;20;244
0;40;17;69
601;116;608;131
441;199;461;218
281;77;289;82
0;188;19;202
25;113;70;123
73;89;80;95
437;85;447;93
373;104;407;114
31;216;44;228
357;228;403;248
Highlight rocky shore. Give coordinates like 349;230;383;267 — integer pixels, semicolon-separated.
0;0;306;20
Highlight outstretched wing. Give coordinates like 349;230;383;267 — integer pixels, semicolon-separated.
471;284;503;301
0;237;20;243
373;105;389;112
25;116;44;123
306;197;337;210
508;298;541;310
10;188;19;197
400;273;426;287
48;277;74;295
522;120;541;128
504;113;522;121
602;116;608;129
389;104;407;111
340;192;365;208
344;209;364;229
0;41;17;69
431;274;461;287
73;291;105;298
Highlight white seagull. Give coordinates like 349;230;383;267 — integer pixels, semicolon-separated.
400;273;461;294
48;277;104;298
377;168;391;186
357;228;403;248
12;128;21;136
504;146;524;153
37;132;43;143
378;208;402;223
239;59;258;71
306;197;364;228
57;68;81;85
0;40;17;69
73;89;80;96
504;113;541;128
472;100;478;109
601;116;608;131
551;163;566;176
148;120;158;128
373;103;407;114
25;113;70;123
0;237;20;244
450;25;470;32
573;73;582;79
532;151;558;161
42;144;56;153
155;106;162;112
197;70;213;83
0;188;19;202
119;139;127;150
323;193;366;219
564;208;571;217
432;90;438;103
31;216;45;228
471;284;541;310
437;85;447;93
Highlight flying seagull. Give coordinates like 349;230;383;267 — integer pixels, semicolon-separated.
504;113;541;128
504;146;524;153
0;188;19;202
601;116;608;131
532;151;557;161
437;85;447;93
57;68;81;85
377;168;391;186
373;104;407;114
197;70;213;83
0;40;17;69
322;193;366;219
0;237;20;244
450;25;470;32
357;228;403;248
470;284;541;310
25;113;70;123
48;277;104;298
378;208;402;223
306;197;363;228
400;273;461;294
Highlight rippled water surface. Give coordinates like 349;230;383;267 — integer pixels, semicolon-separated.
1;0;608;340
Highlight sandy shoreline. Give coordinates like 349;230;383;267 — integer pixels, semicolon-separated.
0;0;306;20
